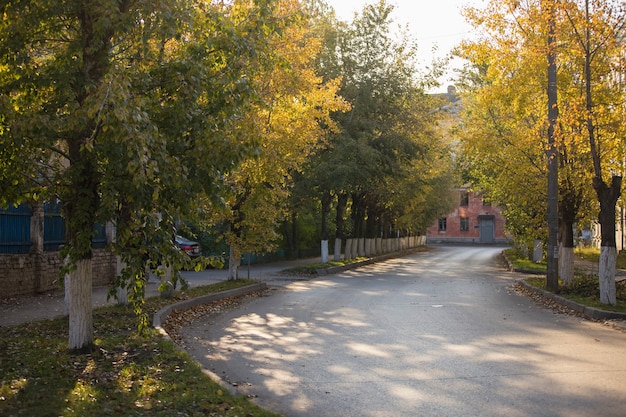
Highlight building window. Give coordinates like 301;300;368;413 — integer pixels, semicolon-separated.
438;218;447;232
460;192;469;206
460;217;469;231
482;196;492;206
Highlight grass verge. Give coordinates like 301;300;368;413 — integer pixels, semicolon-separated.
503;248;546;274
283;246;432;276
0;280;281;417
574;246;626;269
505;248;626;314
523;275;626;314
282;257;369;275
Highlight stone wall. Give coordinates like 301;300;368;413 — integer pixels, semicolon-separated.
0;249;116;298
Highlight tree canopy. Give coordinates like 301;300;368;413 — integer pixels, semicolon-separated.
456;0;625;301
0;0;297;349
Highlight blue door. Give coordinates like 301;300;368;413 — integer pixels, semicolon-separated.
479;219;495;243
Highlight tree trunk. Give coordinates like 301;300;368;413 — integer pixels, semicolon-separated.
345;238;353;260
321;240;329;263
334;193;348;261
545;0;559;292
321;191;331;242
593;176;621;305
334;238;342;261
68;259;93;352
351;193;366;242
357;238;364;258
320;191;332;263
559;220;575;286
228;245;241;280
291;212;298;254
159;263;174;298
116;256;129;305
283;219;295;252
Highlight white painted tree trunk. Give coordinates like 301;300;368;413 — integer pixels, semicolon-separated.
116;256;129;305
64;273;70;316
357;238;365;258
334;238;342;261
321;240;329;264
67;259;93;351
159;263;174;298
533;239;543;263
599;246;617;305
228;245;241;280
559;244;574;286
345;239;353;260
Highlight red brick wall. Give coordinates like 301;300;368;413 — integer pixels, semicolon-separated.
426;190;509;243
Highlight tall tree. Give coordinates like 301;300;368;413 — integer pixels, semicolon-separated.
457;0;598;286
545;0;560;292
300;0;451;258
217;0;346;279
561;0;626;304
0;0;278;350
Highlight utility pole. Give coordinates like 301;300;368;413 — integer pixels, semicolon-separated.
545;0;559;291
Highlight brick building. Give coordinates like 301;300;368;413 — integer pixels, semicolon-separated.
427;188;510;244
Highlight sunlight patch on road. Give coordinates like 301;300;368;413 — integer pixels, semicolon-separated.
346;342;391;358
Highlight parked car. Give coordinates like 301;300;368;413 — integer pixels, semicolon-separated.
175;235;201;257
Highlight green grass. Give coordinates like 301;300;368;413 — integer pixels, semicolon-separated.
575;246;626;269
282;257;369;275
0;280;281;417
524;274;626;314
574;246;600;263
507;248;626;314
504;248;547;274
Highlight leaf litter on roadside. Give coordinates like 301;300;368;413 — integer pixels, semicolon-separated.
513;282;626;332
163;289;269;347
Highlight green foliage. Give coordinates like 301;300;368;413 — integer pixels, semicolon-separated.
1;0;290;345
295;0;455;243
455;0;605;247
213;0;347;268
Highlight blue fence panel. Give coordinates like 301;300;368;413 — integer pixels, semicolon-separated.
1;201;109;253
0;204;32;253
44;203;65;252
92;224;107;249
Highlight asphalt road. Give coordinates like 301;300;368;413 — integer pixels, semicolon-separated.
181;245;626;417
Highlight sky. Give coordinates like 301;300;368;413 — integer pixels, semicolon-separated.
325;0;484;91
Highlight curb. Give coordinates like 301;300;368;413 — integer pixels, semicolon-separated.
502;251;626;323
152;282;267;395
516;279;626;322
315;248;427;276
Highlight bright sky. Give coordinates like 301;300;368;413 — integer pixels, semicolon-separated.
326;0;484;92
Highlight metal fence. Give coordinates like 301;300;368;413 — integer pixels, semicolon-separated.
0;204;31;253
0;203;107;254
43;202;64;252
